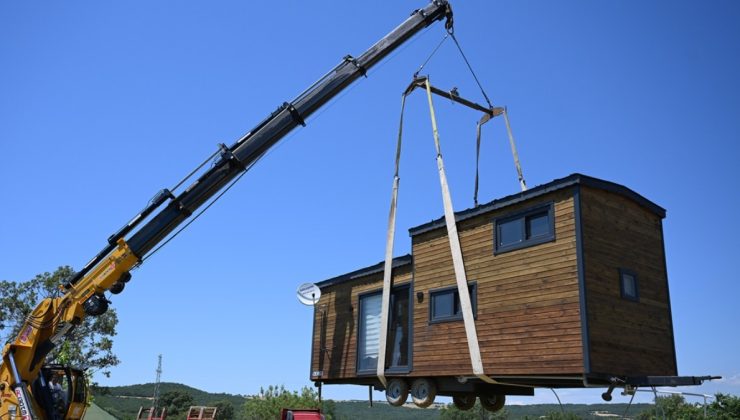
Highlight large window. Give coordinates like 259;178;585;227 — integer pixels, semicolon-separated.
357;292;381;373
620;268;639;302
357;286;412;374
429;283;477;323
494;203;555;254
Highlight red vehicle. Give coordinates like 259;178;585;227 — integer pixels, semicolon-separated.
280;408;323;420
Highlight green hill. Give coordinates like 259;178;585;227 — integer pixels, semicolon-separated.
92;382;246;419
92;383;652;419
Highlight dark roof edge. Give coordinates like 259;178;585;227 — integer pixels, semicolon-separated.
315;254;413;290
409;173;666;236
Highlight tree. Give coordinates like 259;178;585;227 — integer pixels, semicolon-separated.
243;385;334;420
707;393;740;419
637;394;703;420
439;400;509;419
0;266;120;377
213;399;235;420
160;390;195;419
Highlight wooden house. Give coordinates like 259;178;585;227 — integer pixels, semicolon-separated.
308;173;689;411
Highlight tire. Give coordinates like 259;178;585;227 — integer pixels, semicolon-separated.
452;394;476;411
385;378;409;407
479;393;506;412
410;378;437;408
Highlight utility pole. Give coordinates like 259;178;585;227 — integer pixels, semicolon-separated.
153;355;163;411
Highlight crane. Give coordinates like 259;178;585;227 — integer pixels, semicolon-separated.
0;2;454;419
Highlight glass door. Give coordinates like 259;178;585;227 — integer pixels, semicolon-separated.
357;285;411;374
386;286;410;371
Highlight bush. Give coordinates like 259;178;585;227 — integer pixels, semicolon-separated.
243;385;334;420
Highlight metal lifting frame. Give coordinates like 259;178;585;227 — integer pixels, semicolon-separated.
377;76;525;387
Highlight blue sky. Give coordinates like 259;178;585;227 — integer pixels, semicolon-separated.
2;0;739;407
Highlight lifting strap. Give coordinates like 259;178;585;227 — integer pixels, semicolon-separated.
377;75;534;389
503;107;528;192
474;108;527;206
376;93;408;387
377;77;497;386
421;78;496;384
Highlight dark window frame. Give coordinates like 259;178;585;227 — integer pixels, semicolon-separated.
619;268;639;302
356;284;414;376
428;282;478;324
356;289;382;376
385;283;413;375
494;202;556;254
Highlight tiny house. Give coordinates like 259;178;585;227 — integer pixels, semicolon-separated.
308;173;696;411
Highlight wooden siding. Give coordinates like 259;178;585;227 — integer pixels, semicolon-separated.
411;189;583;377
310;266;413;381
580;186;677;376
309;178;679;384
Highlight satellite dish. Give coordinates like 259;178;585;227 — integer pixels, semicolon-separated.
297;283;322;306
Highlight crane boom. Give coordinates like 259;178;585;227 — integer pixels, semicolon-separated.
1;2;452;419
63;0;452;288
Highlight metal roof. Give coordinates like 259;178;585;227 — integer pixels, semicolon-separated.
408;173;666;237
315;254;412;289
314;174;664;289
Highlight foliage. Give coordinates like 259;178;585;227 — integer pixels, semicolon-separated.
707;393;740;419
91;382;663;420
114;382;247;408
243;385;334;420
333;401;438;420
440;400;508;419
160;390;196;419
92;382;249;419
637;394;703;420
213;399;235;420
0;266;120;377
637;392;740;420
90;392;146;419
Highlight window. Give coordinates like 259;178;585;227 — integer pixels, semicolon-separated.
386;286;411;372
620;269;639;302
72;372;86;403
429;283;477;323
495;203;555;253
357;292;381;373
357;286;412;375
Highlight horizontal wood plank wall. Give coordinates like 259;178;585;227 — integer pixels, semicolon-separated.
411;189;583;377
581;186;677;376
311;268;413;381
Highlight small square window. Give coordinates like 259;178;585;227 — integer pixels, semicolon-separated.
432;291;456;319
429;283;477;323
620;269;639;302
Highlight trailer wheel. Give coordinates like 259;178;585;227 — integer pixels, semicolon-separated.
452;394;476;411
385;378;409;407
479;393;506;412
410;378;437;408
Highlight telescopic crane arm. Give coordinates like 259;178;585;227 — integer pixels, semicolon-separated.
1;2;452;419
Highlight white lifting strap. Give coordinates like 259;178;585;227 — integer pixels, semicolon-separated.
377;94;408;387
421;78;496;384
379;77;526;387
475;108;527;207
503;107;527;192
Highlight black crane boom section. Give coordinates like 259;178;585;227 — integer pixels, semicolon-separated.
65;1;452;287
